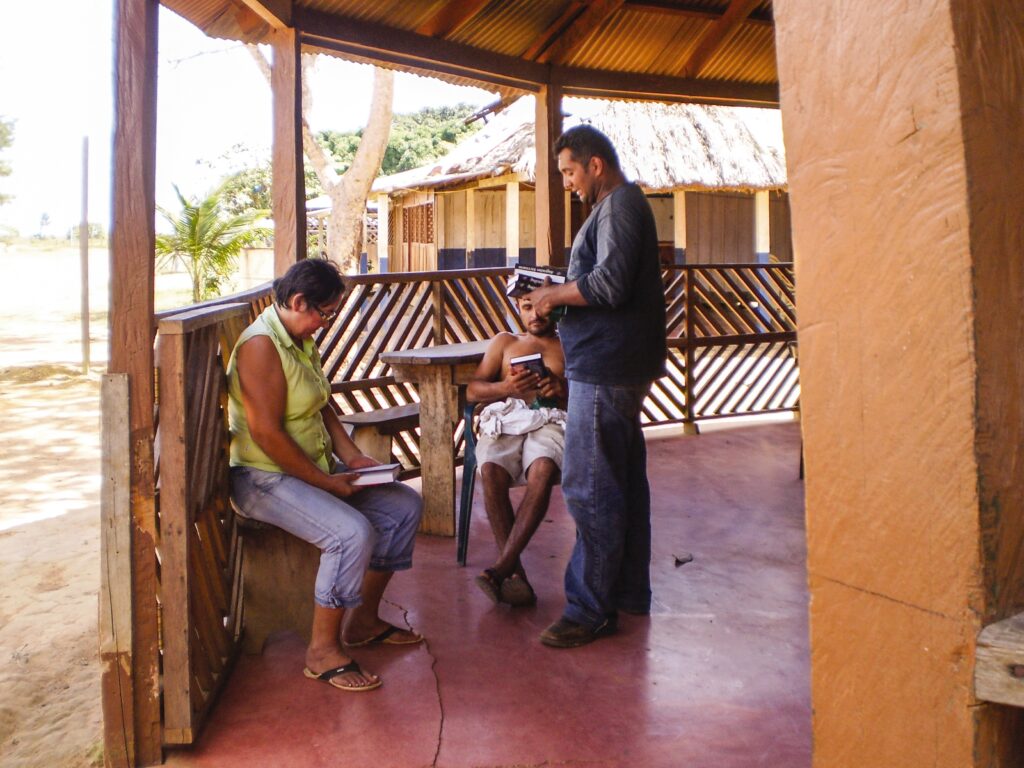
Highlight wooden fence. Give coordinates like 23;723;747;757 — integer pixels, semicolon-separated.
107;263;798;763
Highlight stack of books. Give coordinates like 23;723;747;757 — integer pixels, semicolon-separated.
506;264;566;298
348;462;402;487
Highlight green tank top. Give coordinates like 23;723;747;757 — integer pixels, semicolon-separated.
227;305;334;473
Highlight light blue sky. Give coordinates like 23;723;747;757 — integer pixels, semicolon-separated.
0;1;496;237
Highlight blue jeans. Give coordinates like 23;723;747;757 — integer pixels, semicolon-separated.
230;465;422;609
561;380;652;628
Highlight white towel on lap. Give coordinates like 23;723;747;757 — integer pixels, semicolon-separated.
477;398;566;438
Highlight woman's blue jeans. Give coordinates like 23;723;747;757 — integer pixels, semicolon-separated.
230;465;422;610
561;380;652;629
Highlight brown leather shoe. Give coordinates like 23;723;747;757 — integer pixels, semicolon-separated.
539;617;616;648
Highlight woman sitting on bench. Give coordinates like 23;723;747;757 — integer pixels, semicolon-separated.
227;259;424;693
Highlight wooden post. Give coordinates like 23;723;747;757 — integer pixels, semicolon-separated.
155;326;191;743
673;190;687;264
505;181;519;267
99;374;134;768
465;188;476;267
271;27;306;275
110;0;161;762
376;194;390;272
80;136;90;373
754;189;770;263
534;85;565;266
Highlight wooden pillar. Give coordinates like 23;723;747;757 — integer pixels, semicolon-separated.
673;190;687;264
754;189;770;263
534;85;564;267
108;0;160;764
775;0;1024;765
505;181;520;267
376;194;389;272
271;28;306;275
465;188;477;268
434;193;446;269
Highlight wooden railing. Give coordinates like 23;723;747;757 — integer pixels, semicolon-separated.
136;263;799;755
155;303;251;745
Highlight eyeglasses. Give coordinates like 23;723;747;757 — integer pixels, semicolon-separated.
312;305;339;323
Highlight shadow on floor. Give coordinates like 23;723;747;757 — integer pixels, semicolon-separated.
165;417;810;768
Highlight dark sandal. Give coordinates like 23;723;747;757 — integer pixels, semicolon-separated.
474;568;503;604
500;574;537;607
303;661;382;692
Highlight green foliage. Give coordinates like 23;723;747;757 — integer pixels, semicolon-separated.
318;103;482;176
203;144;322;218
156;184;271;304
0;116;12;206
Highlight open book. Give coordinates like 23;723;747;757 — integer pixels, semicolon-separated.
510;352;548;379
506;264;567;298
349;462;402;487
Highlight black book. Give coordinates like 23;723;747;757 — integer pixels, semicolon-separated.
509;352;548;379
349;462;402;487
506;263;567;298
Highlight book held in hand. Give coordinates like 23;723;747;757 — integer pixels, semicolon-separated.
506;263;567;298
509;352;548;379
349;462;402;487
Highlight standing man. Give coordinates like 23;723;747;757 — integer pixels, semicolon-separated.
526;125;666;648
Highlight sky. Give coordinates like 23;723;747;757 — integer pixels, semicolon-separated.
0;0;497;238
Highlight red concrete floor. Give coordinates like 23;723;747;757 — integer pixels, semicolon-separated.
164;417;809;768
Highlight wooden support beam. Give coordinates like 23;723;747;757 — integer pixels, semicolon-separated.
624;0;772;26
237;0;291;28
271;27;306;274
465;188;477;266
552;65;778;107
521;2;584;61
976;612;1024;708
675;0;761;78
416;0;490;38
505;181;520;267
673;190;687;264
297;8;546;93
534;84;565;267
376;194;390;272
754;189;770;260
535;0;625;64
110;0;161;763
99;374;134;768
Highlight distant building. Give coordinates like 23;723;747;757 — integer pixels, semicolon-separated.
369;97;791;273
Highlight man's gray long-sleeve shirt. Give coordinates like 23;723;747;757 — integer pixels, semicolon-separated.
559;182;667;385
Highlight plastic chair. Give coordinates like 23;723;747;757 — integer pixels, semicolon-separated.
456;401;478;566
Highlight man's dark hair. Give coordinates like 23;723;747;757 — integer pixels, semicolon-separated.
553;124;621;171
273;258;344;309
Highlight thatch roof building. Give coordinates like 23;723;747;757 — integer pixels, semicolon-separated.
373;98;786;195
371;98;791;272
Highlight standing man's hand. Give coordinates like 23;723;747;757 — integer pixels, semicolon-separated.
525;278;588;320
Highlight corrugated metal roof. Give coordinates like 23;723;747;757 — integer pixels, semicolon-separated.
161;0;777;106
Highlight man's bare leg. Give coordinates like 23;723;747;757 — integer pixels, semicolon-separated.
491;457;558;581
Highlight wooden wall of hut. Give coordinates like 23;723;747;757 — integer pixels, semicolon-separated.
683;191;793;264
384;187;793;273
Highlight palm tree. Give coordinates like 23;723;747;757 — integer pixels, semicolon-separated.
156;184;271;303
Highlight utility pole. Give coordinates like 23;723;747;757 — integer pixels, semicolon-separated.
80;136;90;373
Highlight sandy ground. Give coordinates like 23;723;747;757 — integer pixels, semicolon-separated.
0;244;200;768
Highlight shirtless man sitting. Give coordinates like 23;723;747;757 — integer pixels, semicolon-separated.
466;296;567;607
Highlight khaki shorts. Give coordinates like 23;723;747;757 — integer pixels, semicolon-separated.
474;422;564;486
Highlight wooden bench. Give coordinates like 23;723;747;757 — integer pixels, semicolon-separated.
337;402;420;463
233;507;319;654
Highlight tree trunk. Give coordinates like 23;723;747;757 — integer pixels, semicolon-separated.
251;47;394;273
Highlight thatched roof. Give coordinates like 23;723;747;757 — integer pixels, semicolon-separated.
372;97;786;196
